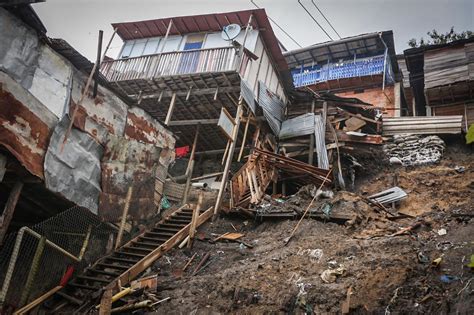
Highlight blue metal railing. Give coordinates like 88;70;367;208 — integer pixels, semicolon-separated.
292;54;392;88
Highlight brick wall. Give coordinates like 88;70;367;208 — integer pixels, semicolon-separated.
336;85;397;117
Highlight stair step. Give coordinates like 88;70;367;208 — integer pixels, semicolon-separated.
114;251;147;259
125;246;153;252
153;227;181;233
167;218;191;224
159;223;187;229
132;241;161;247
67;282;99;291
76;275;110;284
97;263;129;271
147;231;175;237
139;236;168;243
87;269;121;277
106;256;140;264
56;291;83;305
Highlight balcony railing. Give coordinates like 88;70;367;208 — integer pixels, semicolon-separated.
100;47;239;82
292;54;389;88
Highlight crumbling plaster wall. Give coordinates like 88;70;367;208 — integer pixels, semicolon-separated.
0;7;176;220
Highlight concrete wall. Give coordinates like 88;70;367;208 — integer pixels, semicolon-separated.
0;8;175;221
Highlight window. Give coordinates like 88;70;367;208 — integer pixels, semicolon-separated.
129;39;147;57
120;41;134;58
143;37;160;55
157;35;182;53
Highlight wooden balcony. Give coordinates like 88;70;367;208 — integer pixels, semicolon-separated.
100;46;240;82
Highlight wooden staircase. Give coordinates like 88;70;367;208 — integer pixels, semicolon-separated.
42;204;212;313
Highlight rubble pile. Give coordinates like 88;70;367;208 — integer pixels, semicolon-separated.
383;134;446;166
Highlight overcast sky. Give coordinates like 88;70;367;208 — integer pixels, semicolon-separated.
34;0;473;61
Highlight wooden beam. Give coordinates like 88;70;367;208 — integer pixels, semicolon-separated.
167;119;218;126
214;103;243;218
13;286;62;315
164;92;177;126
182;125;200;204
308;100;315;165
115;186;133;249
0;181;23;244
187;192;202;248
237;114;251;162
130;86;240;100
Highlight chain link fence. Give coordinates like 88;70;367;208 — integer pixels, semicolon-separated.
0;206;118;312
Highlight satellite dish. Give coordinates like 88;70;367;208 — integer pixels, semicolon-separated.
221;24;241;41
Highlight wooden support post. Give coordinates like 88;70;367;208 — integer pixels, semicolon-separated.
308;100;315;165
221;140;230;165
0;154;6;183
214;104;243;218
237;113;251;162
0;181;23;244
164;92;177;126
187;192;203;249
115;187;133;249
182;125;200;204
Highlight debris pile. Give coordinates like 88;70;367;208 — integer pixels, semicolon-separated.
383;134;446;166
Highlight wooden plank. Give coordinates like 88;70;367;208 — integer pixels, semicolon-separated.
0;181;23;244
164;92;177;126
13;286;62;315
115;186;133;249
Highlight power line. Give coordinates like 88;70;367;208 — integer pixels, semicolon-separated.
250;0;302;48
297;0;333;41
311;0;341;39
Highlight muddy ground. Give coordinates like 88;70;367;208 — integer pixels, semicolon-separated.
146;140;473;314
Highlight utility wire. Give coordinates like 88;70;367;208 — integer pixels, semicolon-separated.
311;0;342;39
250;0;302;48
297;0;333;41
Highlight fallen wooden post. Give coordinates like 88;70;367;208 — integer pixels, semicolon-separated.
13;286;63;315
191;252;210;276
182;253;197;271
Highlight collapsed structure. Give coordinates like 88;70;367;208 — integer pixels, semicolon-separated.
0;1;472;314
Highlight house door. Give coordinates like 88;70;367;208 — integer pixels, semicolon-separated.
178;34;205;74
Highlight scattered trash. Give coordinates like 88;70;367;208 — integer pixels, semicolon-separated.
369;186;407;205
160;195;171;209
454;165;465;173
417;252;429;264
432;257;442;267
437;228;447;236
297;248;323;262
321;264;346;283
440;275;460;283
467;255;474;269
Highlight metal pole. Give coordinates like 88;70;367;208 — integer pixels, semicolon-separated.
93;30;103;97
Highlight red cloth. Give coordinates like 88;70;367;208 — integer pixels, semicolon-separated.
175;146;190;158
59;265;74;287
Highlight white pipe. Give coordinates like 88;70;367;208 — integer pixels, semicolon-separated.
191;182;208;188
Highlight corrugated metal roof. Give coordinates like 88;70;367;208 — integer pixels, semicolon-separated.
383;116;463;135
258;81;286;135
279;113;314;139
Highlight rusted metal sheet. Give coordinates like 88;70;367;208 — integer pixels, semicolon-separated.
99;134;163;223
0;72;57;179
70;69;128;145
124;106;175;149
44;116;103;213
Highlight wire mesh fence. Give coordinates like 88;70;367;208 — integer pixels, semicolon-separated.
0;205;118;311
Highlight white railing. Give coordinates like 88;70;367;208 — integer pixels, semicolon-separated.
100;47;239;82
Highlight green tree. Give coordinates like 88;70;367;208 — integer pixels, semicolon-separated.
408;27;473;48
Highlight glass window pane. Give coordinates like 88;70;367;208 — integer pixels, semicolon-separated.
158;35;182;53
129;39;147;57
120;40;134;58
143;37;160;55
